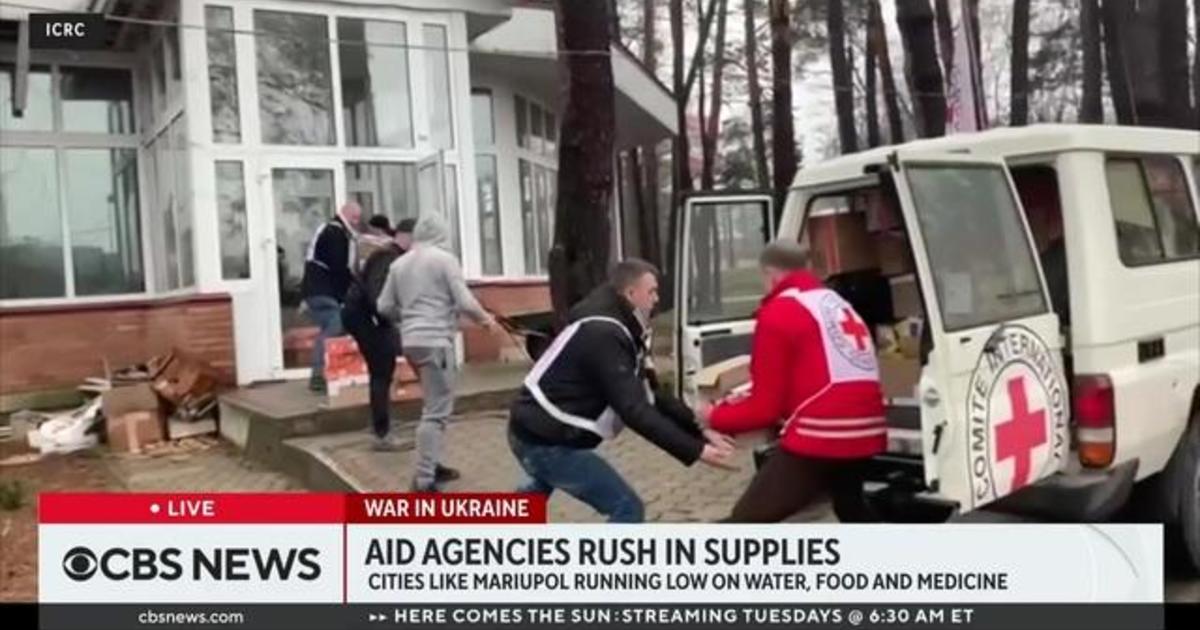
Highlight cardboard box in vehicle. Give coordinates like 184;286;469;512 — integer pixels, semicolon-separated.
879;354;920;400
877;232;913;276
891;275;922;319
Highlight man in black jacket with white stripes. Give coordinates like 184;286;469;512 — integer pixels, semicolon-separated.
507;259;735;522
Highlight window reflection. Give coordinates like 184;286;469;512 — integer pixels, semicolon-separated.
66;149;144;296
424;24;454;149
206;5;241;143
0;64;53;131
216;161;250;280
61;66;135;134
339;18;414;148
0;148;65;298
255;10;336;145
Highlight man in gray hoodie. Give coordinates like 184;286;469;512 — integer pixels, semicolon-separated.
378;213;497;491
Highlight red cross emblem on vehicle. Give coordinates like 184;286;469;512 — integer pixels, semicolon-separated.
994;376;1047;491
839;308;870;351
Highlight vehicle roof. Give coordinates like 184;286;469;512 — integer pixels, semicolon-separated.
792;124;1200;189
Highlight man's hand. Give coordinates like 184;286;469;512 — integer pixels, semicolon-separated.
703;428;736;452
481;316;501;335
699;442;736;470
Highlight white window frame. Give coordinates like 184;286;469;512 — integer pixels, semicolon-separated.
513;91;558;277
0;49;156;307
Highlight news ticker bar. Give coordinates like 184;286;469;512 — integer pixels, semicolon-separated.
27;603;1165;630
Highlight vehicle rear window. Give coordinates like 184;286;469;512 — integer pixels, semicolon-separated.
1105;156;1200;266
906;165;1047;331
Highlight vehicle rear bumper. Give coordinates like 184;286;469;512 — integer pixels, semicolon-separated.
989;460;1140;522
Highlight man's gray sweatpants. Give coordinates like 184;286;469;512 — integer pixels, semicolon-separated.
405;346;456;487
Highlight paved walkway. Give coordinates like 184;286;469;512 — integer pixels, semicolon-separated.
288;410;834;524
106;438;300;492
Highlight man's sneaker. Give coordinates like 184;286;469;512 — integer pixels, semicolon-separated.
308;376;327;394
370;435;403;452
434;464;461;482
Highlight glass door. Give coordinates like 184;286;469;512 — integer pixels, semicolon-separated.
261;162;340;376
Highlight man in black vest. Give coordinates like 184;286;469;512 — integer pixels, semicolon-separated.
342;218;416;451
301;202;361;393
507;259;735;522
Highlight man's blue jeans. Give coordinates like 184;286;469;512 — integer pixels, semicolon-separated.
507;426;644;523
305;295;343;382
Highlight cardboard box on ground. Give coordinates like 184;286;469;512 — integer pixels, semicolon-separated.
99;350;221;452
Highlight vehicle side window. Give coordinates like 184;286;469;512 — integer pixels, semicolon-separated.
1105;156;1200;266
686;200;771;324
906;165;1047;331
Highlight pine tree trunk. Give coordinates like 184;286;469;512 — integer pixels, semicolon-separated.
1080;0;1103;123
744;0;771;187
933;0;954;82
828;0;858;153
637;0;662;270
1010;0;1031;125
670;0;692;193
769;0;797;215
869;0;904;143
1102;0;1136;125
702;0;730;189
865;17;880;148
896;0;946;137
549;0;616;324
1194;0;1200;129
1157;0;1192;128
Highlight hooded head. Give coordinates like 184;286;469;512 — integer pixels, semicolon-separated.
412;213;451;249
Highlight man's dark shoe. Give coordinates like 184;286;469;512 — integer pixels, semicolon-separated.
409;479;441;493
435;465;461;482
308;376;327;394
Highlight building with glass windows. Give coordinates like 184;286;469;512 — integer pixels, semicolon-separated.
0;0;675;402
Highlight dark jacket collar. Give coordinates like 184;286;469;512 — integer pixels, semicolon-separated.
568;284;646;346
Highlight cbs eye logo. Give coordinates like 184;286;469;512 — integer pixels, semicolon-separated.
62;547;98;581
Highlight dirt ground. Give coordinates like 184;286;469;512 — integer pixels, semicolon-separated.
0;440;115;602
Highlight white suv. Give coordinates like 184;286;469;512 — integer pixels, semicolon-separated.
673;125;1200;570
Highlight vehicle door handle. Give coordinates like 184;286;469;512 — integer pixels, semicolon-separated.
922;387;941;407
699;328;733;338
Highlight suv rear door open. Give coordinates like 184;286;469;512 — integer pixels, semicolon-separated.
672;193;774;405
889;153;1070;511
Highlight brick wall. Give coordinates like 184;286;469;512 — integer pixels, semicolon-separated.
0;294;236;395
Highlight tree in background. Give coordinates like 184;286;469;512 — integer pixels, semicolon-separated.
934;0;954;83
1010;0;1031;125
827;0;859;153
769;0;798;214
1079;0;1103;123
1156;0;1193;128
743;0;771;187
868;0;905;143
628;0;664;272
548;0;616;324
1102;0;1136;124
701;0;732;189
864;3;881;148
896;0;946;137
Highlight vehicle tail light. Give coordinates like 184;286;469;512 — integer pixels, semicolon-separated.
1073;374;1115;468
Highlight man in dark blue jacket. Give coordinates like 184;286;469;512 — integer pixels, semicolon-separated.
301;202;361;393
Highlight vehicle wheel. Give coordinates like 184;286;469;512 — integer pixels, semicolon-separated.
1164;410;1200;574
1171;415;1200;571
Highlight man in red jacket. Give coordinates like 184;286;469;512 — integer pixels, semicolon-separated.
703;239;886;522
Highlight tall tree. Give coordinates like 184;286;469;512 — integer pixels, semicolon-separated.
865;10;881;148
1194;0;1200;128
896;0;946;137
632;0;663;270
702;0;731;189
743;0;771;187
670;0;693;193
1010;0;1031;125
1080;0;1103;123
768;0;797;214
1156;0;1192;128
828;0;858;153
548;0;616;323
1102;0;1136;124
869;0;904;143
933;0;954;82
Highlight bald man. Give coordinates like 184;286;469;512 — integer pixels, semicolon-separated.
301;202;363;393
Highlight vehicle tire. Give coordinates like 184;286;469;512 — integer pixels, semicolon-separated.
1164;410;1200;574
1171;412;1200;573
